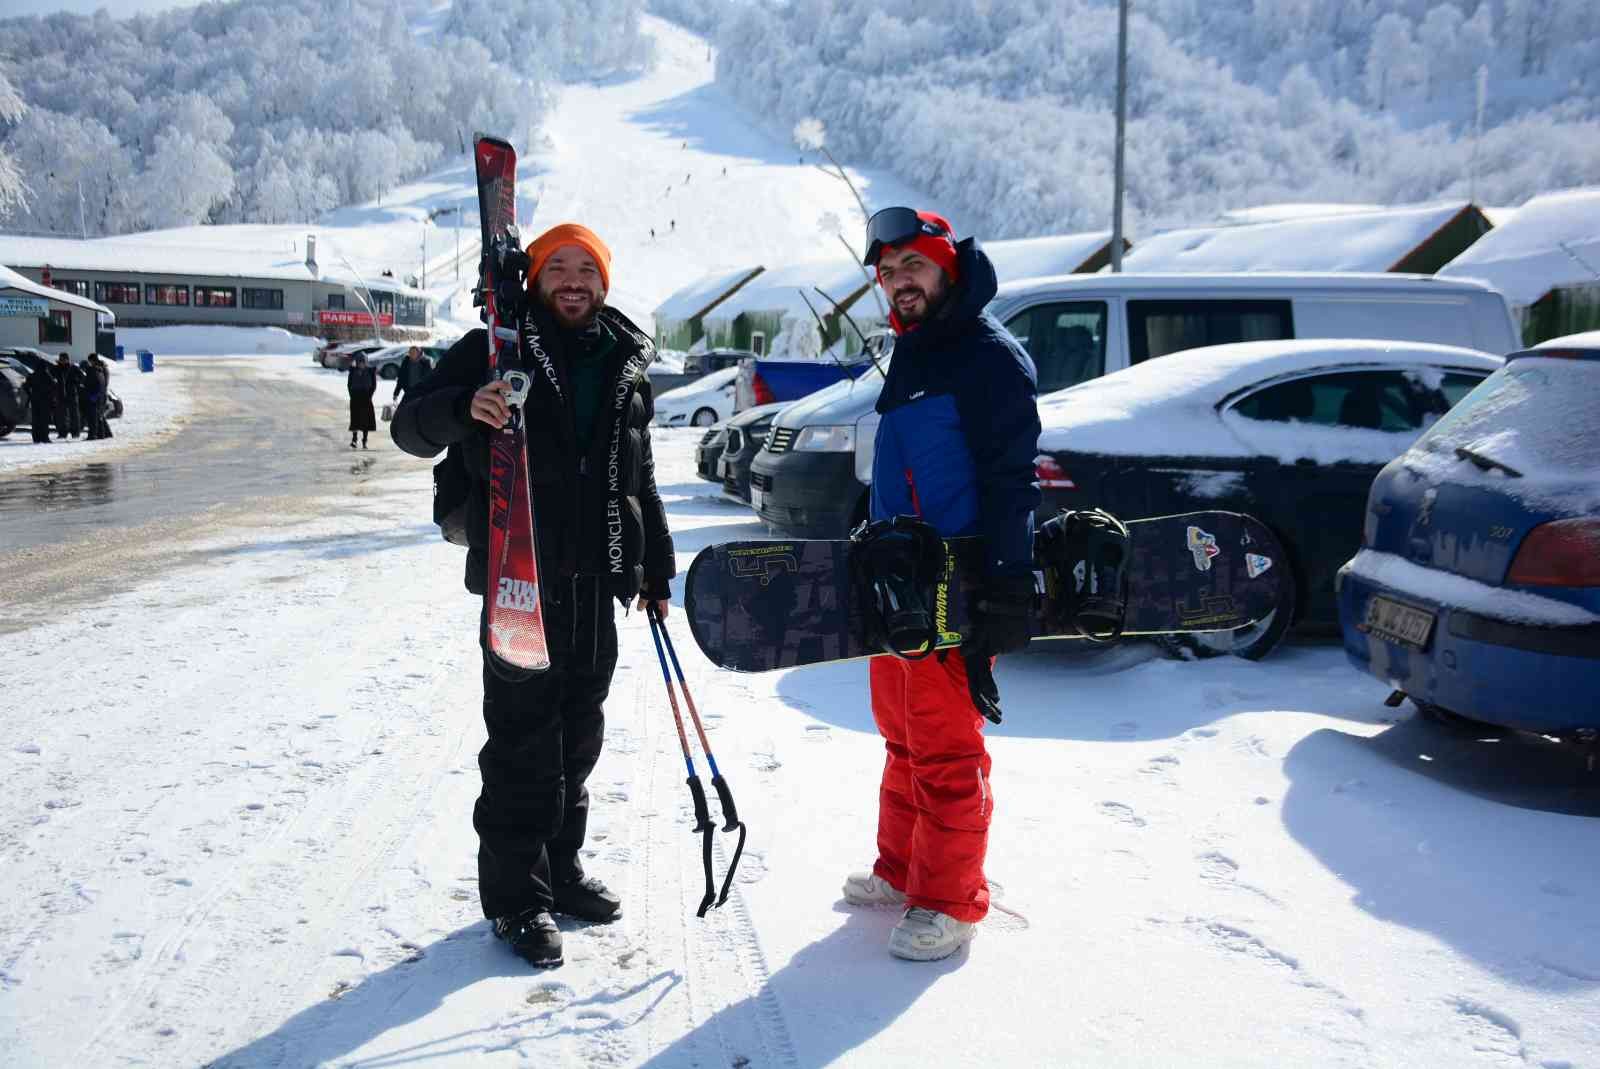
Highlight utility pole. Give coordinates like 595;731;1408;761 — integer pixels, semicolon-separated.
78;180;87;240
421;225;427;289
1470;66;1487;206
455;200;461;282
1111;0;1129;273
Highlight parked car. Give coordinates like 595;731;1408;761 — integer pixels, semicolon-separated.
1035;339;1500;658
751;272;1518;541
1337;340;1600;735
653;366;738;427
695;425;728;483
316;340;386;370
718;402;788;501
682;347;752;377
366;343;450;380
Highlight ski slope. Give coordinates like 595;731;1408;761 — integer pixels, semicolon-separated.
1;15;1597;1069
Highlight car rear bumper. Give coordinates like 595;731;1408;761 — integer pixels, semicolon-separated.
1338;563;1600;731
749;450;861;538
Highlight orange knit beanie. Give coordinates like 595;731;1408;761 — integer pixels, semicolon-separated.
525;223;611;293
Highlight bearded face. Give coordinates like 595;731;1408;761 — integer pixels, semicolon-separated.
536;246;606;328
875;245;950;327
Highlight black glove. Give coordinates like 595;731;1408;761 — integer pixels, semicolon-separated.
966;573;1035;657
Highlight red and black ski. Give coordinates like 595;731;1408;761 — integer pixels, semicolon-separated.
474;134;549;672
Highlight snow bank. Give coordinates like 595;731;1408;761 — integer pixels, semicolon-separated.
1346;549;1599;626
117;325;320;357
1126;202;1475;273
1438;187;1600;305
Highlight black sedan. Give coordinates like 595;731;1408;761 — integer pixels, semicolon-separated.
695;425;727;483
718;402;788;501
1033;340;1500;658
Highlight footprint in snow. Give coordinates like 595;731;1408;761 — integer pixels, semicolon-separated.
1098;801;1146;827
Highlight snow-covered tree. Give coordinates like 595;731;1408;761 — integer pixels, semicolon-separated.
0;66;26;221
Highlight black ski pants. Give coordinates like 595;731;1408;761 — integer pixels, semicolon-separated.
474;581;617;920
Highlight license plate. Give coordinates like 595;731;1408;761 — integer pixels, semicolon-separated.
750;487;765;511
1364;595;1435;650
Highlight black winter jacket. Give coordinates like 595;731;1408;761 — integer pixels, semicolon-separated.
390;305;675;606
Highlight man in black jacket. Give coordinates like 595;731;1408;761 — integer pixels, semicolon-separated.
393;345;428;402
391;223;674;968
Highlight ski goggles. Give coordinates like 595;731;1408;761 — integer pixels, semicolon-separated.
863;207;952;266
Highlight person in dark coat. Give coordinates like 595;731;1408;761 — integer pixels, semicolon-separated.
347;352;378;448
391;222;674;969
393;346;429;402
24;365;57;444
84;354;112;440
53;353;81;439
841;208;1040;963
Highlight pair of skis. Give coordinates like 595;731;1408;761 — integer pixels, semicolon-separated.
474;136;745;916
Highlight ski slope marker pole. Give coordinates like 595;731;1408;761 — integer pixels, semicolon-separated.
647;604;717;917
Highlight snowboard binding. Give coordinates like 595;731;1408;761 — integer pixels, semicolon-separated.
1035;507;1132;642
851;516;948;661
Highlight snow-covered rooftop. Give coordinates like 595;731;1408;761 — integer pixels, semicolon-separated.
702;258;871;324
0;262;109;316
1037;338;1501;460
1125;202;1478;274
1437;187;1600;306
1218;203;1384;226
654;266;764;322
0;229;428;296
984;232;1113;282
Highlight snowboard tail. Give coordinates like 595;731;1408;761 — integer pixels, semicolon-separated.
475;134;549;673
685;510;1290;673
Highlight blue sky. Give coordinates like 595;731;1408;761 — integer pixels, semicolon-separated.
2;0;199;16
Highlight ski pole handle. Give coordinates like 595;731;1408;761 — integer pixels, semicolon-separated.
687;775;714;834
711;774;740;831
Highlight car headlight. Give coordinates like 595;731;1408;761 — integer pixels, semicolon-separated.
854;412;880;484
793;425;855;452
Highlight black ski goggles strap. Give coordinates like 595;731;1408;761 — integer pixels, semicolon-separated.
863;206;952;266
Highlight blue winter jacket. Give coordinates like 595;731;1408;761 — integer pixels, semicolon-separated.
870;239;1041;578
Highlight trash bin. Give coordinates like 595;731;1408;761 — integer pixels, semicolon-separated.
137;349;155;373
114;344;125;362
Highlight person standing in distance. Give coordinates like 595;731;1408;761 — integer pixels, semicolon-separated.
391;223;674;968
393;345;429;403
842;207;1040;961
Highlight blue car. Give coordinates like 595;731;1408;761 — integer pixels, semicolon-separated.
1337;339;1600;737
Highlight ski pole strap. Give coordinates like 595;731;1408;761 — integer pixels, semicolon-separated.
688;775;717;917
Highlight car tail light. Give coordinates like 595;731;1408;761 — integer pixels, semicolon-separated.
752;372;775;406
1506;518;1600;587
1035;455;1076;490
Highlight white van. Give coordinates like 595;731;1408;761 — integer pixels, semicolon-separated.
750;272;1519;539
991;272;1518;394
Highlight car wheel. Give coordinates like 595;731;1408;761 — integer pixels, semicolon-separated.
379;364;398;380
691;407;717;427
1159;571;1298;661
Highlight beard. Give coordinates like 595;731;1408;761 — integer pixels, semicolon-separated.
891;278;948;326
538;282;605;328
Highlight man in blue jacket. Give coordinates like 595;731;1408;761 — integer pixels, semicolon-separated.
842;207;1041;961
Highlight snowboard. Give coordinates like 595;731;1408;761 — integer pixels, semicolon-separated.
685;510;1290;672
475;133;549;673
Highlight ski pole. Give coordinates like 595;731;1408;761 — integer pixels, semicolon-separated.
652;605;747;910
646;604;718;917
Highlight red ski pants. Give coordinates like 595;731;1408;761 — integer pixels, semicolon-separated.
869;650;992;923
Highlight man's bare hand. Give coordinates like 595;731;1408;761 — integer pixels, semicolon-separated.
638;596;670;618
470;381;512;429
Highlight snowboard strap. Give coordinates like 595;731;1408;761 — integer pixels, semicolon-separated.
852;516;947;660
1035;508;1132;642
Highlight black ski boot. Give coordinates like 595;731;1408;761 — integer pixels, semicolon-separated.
553;875;622;923
492;909;563;967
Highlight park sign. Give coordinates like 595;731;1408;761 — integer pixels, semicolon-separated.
0;295;49;318
317;309;394;327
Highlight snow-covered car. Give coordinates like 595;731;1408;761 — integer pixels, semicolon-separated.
1337;340;1600;736
315;340;386;369
1035;339;1502;659
653;366;738;427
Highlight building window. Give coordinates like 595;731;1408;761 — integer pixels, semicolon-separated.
242;287;284;310
95;281;141;304
327;293;345;310
371;291;395;317
396;295;428;326
55;279;91;299
39;309;72;345
145;284;190;306
194;286;236;308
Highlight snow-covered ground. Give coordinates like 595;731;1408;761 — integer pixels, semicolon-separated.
3;16;1598;1069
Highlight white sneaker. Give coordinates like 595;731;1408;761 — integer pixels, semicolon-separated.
842;871;907;907
888;907;976;961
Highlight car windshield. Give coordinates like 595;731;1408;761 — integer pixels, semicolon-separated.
1410;359;1600;475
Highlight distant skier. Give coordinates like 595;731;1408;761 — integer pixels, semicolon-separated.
390;223;675;968
346;352;377;448
841;207;1040;961
670;220;675;233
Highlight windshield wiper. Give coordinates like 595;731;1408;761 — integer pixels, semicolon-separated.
1454;445;1523;478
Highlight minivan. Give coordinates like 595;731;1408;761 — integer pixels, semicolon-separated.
748;272;1519;538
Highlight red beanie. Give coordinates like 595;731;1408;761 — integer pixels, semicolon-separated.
876;210;959;283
